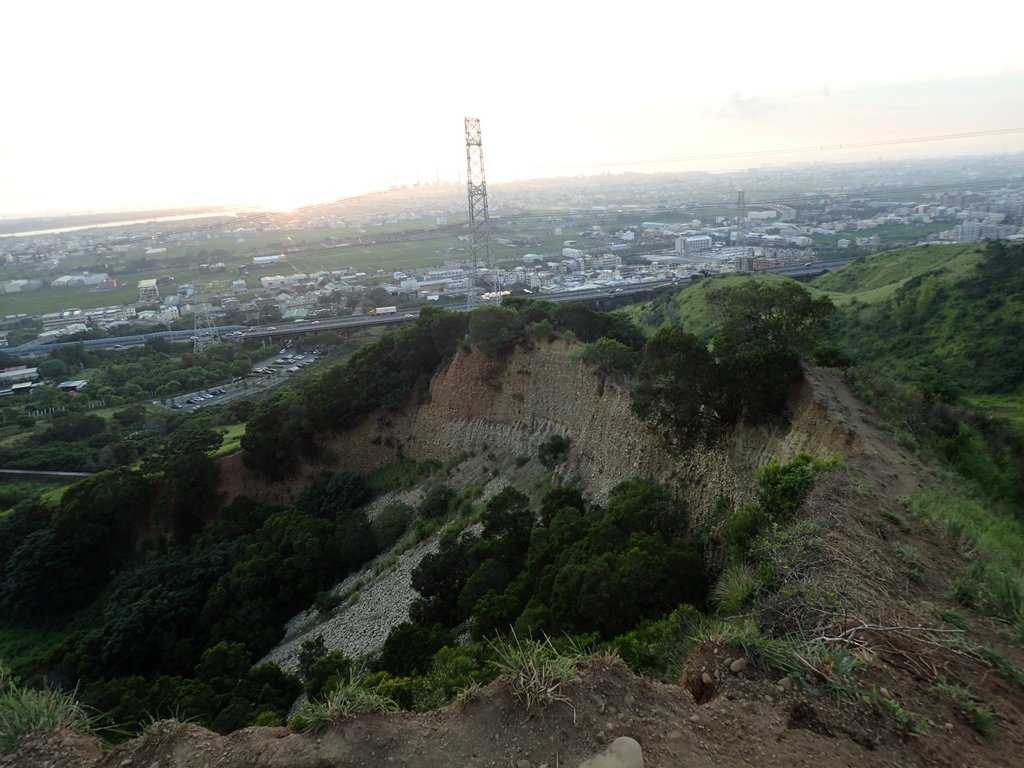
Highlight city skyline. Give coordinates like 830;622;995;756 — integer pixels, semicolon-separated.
3;0;1024;216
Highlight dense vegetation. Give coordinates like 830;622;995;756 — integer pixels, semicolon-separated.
631;281;834;443
821;240;1024;506
25;265;1009;750
240;302;644;478
0;339;282;473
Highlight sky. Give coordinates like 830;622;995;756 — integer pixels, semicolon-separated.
2;0;1024;217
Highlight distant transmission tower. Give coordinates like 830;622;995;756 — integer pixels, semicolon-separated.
736;189;747;244
190;273;220;355
464;116;494;309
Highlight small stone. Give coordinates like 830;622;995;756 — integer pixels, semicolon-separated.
729;657;748;674
944;722;955;731
879;687;891;699
579;736;644;768
596;730;606;741
517;760;532;768
777;676;793;690
689;714;700;723
701;672;713;686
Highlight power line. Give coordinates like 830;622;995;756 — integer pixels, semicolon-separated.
546;127;1024;170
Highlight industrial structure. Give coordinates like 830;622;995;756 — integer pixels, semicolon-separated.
190;274;221;355
464;117;494;309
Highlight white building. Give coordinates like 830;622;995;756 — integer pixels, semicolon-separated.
675;236;712;255
253;254;287;266
138;279;159;302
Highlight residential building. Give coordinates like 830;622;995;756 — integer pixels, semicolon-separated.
138;279;159;302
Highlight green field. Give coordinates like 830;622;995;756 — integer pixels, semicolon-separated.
0;213;603;319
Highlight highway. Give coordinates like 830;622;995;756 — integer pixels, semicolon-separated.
13;258;857;354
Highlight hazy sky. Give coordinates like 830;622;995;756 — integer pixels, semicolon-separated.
3;0;1023;216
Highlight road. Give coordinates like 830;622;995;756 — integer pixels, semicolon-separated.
15;258;856;354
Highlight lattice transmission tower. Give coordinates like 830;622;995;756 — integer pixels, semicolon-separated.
736;189;747;244
190;273;221;355
464;117;494;309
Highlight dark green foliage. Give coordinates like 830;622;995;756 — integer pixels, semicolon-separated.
296;471;370;519
0;499;51;567
579;337;638;374
631;327;725;444
304;651;352;700
756;453;836;520
708;280;835;364
89;543;237;677
537;435;572;467
409;536;471;627
502;299;646;350
407;480;708;643
371;502;414;549
539;486;586;527
612;603;704;681
633;280;834;443
149;422;224;541
378;622;455;677
0;529;77;619
297;635;328;677
201;507;379;654
418;484;457;519
37;413;106;444
468;305;524;356
80;655;300;736
49;468;157;600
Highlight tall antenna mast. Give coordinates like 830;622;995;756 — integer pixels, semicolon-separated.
464;116;493;309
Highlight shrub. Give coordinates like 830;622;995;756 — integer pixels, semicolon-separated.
419;485;457;519
537;435;571;468
371;502;415;549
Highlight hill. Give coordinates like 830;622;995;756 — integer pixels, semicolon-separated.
811;240;1024;505
4;281;1024;767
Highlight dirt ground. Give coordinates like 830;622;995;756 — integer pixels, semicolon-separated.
7;366;1024;768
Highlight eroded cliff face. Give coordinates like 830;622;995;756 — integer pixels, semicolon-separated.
220;336;867;517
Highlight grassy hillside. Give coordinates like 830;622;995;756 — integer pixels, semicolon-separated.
625;273;821;338
818;242;1023;395
815;240;1024;505
813;243;983;300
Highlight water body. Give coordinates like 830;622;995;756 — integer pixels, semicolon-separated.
2;211;238;238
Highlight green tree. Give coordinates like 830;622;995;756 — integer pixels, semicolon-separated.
468;305;522;356
631;327;724;444
709;281;834;422
579;337;638;374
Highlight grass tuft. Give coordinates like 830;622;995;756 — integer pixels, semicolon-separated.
288;666;398;734
0;666;91;752
711;563;763;615
936;682;999;740
490;632;582;717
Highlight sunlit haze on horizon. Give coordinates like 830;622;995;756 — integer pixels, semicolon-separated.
3;0;1024;217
